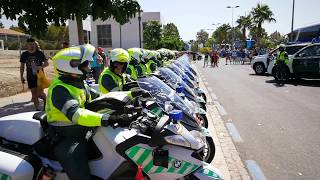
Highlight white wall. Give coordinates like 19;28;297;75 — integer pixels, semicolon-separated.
68;16;92;46
68;12;161;51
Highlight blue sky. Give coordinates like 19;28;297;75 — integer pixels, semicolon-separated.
1;0;319;41
136;0;320;40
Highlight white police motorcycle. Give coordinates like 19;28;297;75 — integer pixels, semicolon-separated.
0;79;223;179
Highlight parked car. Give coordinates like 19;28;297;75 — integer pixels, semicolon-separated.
267;43;320;80
251;43;308;75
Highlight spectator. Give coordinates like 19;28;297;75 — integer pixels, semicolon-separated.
98;47;107;70
204;53;209;68
225;49;231;65
91;50;103;83
213;51;219;68
231;50;237;64
20;38;49;111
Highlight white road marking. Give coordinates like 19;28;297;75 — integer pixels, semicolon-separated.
245;160;267;180
226;123;243;142
214;101;227;116
210;93;218;100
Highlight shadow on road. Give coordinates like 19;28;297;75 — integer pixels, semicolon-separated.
249;73;270;77
0;101;44;118
265;79;320;87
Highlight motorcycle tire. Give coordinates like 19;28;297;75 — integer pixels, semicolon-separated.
198;114;208;128
204;137;215;163
200;102;207;112
200;92;207;103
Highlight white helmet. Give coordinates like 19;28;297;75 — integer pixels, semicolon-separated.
53;44;95;77
127;48;143;64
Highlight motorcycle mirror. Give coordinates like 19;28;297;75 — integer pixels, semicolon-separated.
175;86;184;93
165;101;174;112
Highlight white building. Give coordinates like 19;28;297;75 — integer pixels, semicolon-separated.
68;12;161;50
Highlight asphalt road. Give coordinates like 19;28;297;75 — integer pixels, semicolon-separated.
195;60;320;180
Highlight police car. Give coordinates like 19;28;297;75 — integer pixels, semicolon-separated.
250;44;308;75
267;43;320;80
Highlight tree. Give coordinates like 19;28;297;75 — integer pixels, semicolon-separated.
0;0;140;44
160;37;184;50
191;41;199;52
143;20;162;49
205;37;215;48
230;27;242;42
236;15;253;41
0;21;4;28
251;3;276;43
196;30;209;47
249;26;268;40
163;23;180;38
213;24;231;44
269;31;286;46
199;47;211;54
161;22;184;50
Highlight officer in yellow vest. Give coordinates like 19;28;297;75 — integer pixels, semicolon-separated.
136;49;147;77
275;44;289;83
126;48;142;81
276;44;289;65
98;48;129;94
46;44;134;180
145;50;158;74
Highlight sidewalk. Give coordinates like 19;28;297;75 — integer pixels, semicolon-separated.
196;68;251;180
0;91;37;118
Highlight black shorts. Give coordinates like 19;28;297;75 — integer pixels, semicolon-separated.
27;75;37;89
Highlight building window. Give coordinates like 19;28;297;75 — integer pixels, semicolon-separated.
97;24;112;48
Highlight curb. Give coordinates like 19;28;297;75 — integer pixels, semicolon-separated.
195;66;251;180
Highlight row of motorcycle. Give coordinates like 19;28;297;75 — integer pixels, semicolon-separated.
0;54;224;179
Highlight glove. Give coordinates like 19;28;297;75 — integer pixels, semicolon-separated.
101;114;133;127
131;89;150;98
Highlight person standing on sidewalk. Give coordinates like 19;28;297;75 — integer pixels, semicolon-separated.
204;53;209;68
20;38;49;111
213;50;219;67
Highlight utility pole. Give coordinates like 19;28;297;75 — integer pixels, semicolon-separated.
290;0;295;42
138;10;142;48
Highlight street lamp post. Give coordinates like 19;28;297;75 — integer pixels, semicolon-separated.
227;5;240;49
290;0;295;42
138;10;142;48
119;24;122;48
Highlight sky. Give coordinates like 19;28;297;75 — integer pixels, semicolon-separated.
1;0;320;41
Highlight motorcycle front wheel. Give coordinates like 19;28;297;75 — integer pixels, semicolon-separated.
204;137;215;163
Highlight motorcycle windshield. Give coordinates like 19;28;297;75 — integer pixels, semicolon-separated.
174;61;197;81
158;68;197;98
177;56;198;76
168;64;195;89
137;76;198;127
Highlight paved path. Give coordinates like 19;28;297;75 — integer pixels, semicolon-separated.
196;60;320;180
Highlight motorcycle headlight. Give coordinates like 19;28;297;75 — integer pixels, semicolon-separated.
164;135;191;148
189;130;206;149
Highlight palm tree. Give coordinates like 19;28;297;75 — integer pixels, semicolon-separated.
236;15;253;41
214;24;231;44
251;3;276;42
